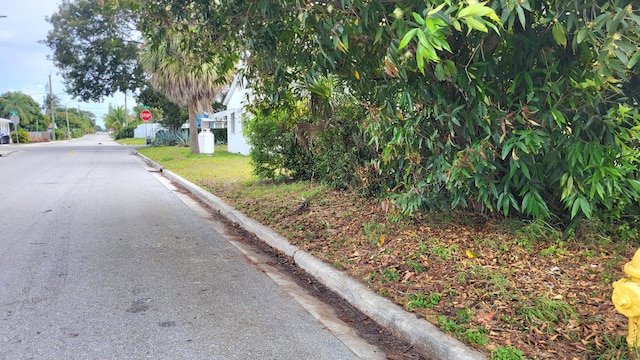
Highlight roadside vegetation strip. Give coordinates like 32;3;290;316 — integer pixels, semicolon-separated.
137;146;257;188
139;145;636;359
117;138;147;145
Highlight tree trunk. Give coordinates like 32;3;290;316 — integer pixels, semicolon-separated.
188;104;200;154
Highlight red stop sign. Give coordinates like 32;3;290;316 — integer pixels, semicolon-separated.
140;109;152;122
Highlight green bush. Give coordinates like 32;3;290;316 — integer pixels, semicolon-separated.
115;123;136;139
10;129;30;143
71;129;84;138
245;107;313;180
54;128;65;140
245;82;381;192
212;128;227;144
313;104;379;195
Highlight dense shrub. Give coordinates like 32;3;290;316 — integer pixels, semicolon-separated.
115;123;136;139
10;129;31;143
245;107;314;180
71;129;84;138
52;129;64;141
211;128;227;144
124;0;640;227
313;105;379;195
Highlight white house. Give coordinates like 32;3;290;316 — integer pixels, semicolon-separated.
0;118;13;144
212;73;253;156
0;118;12;143
181;113;227;130
134;123;165;139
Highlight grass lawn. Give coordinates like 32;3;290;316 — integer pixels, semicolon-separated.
137;145;257;189
137;144;638;360
117;138;147;145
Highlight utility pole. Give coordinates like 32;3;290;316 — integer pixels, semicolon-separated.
49;74;56;141
65;103;70;139
124;90;128;126
78;104;83;133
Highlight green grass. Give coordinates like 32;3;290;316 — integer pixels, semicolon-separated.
137;145;257;185
518;297;579;334
117;138;147;145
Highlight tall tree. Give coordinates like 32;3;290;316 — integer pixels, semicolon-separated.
0;92;47;131
138;33;232;154
42;0;144;101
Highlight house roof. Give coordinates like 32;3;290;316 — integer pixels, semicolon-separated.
223;73;242;108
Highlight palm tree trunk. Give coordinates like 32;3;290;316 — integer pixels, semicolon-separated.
188;104;200;154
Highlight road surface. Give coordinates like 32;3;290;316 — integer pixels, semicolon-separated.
0;135;382;359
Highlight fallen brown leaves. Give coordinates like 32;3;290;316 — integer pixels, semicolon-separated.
218;185;635;359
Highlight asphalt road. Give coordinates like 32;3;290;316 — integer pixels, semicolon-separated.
0;135;382;359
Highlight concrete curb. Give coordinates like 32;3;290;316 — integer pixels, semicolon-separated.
137;152;488;360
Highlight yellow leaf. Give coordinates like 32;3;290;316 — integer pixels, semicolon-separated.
465;249;477;258
385;56;399;77
378;235;386;246
355;70;360;80
511;148;520;160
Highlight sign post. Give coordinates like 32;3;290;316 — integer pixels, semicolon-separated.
140;107;152;146
9;111;19;144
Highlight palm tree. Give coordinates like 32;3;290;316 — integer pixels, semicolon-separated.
104;105;127;132
139;33;231;154
291;74;352;151
0;92;44;129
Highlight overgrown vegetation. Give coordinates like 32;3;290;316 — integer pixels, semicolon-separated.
0;91;96;139
120;0;640;229
10;129;31;144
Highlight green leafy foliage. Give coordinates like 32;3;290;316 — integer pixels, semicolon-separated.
518;297;579;335
244;105;310;180
118;0;640;225
491;346;526;360
0;92;48;130
104;105;129;133
54;107;96;137
115;122;137;140
211;129;227;145
10;129;31;144
406;292;441;310
137;86;188;132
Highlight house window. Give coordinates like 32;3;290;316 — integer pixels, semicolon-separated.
230;112;236;134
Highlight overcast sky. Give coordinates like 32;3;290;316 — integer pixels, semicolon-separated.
0;1;127;128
